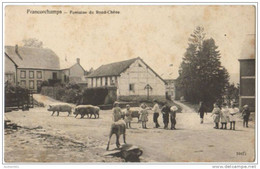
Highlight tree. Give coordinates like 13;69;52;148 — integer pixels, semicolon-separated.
176;26;229;105
225;83;239;106
22;38;43;48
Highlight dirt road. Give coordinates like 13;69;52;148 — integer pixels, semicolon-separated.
4;95;255;162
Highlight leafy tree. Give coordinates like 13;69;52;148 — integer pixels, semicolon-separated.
176;26;229;105
22;38;43;48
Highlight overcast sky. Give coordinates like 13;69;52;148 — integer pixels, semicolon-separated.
5;5;255;84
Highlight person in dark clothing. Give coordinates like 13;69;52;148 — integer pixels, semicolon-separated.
198;101;207;124
241;105;250;128
161;103;170;129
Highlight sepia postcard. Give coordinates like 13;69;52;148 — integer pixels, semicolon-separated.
2;3;257;166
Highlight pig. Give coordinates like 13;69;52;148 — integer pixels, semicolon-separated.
106;119;126;150
47;103;74;116
74;105;100;119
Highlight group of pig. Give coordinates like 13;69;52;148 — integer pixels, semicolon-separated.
47;103;100;119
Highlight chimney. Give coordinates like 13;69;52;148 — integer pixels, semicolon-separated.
15;44;23;60
77;58;80;64
15;44;18;53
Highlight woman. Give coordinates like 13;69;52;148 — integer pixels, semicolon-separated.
211;103;221;129
220;103;229;129
198;101;207;124
124;104;132;129
139;103;149;129
112;102;122;122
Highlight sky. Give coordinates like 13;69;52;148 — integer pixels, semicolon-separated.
5;5;256;84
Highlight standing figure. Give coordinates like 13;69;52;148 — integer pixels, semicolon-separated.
170;106;178;130
152;99;160;128
139;103;149;129
161;103;170;129
241;105;250;128
124;104;132;129
211;103;221;129
112;102;122;122
220;103;230;129
229;103;239;130
198;101;207;124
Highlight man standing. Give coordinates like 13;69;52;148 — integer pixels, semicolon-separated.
161;103;170;129
198;101;207;124
152;99;160;128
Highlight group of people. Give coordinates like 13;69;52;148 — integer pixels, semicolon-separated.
112;99;178;130
199;101;251;130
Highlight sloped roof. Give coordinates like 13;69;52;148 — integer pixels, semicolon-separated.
86;57;165;83
86;57;139;78
5;46;60;70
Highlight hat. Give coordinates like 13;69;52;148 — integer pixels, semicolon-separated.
126;104;130;108
243;105;249;108
153;99;158;103
170;106;178;112
140;103;147;109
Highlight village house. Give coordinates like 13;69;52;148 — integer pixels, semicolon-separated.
86;57;166;101
5;45;86;92
60;58;87;85
238;34;255;111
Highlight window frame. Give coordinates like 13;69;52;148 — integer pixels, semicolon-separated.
37;71;42;79
20;80;26;87
29;80;34;89
29;71;34;79
20;70;26;79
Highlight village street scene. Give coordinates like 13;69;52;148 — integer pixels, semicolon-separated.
4;5;256;163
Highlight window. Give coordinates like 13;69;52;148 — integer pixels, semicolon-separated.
20;80;26;87
29;80;34;89
37;71;42;79
110;77;114;85
105;77;108;86
129;84;135;92
29;71;34;79
20;71;26;78
37;80;42;87
52;72;57;80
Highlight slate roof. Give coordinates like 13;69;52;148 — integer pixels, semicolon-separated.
5;46;60;70
86;57;139;78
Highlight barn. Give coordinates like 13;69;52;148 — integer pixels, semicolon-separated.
86;57;166;102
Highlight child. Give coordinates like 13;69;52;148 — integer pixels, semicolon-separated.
161;103;170;129
229;103;239;130
124;104;132;129
170;106;178;130
139;103;149;129
241;105;250;128
211;103;221;129
220;103;229;129
112;102;122;122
